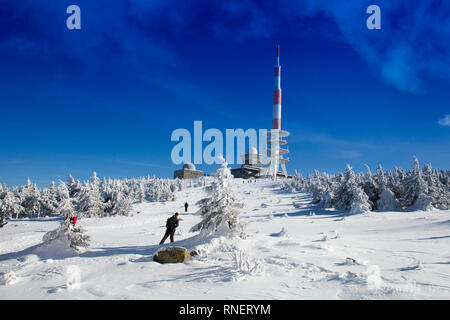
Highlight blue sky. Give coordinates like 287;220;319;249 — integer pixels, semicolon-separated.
0;0;449;187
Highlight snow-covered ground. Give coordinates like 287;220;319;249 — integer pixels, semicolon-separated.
1;178;449;299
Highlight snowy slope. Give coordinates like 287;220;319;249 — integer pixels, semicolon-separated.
1;178;449;299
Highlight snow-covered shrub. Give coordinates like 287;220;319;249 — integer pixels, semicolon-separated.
231;250;263;276
0;271;19;286
281;171;303;191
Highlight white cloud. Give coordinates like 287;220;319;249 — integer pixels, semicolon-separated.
438;114;450;127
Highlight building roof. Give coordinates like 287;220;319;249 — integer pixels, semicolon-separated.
182;162;196;170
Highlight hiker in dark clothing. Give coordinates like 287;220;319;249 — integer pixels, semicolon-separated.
184;202;189;212
159;213;180;244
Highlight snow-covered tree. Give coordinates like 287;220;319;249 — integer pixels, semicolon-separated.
282;171;304;191
190;157;246;239
107;187;132;216
374;164;400;211
376;187;400;211
391;166;406;200
136;180;147;202
90;171;100;186
18;178;41;217
361;164;378;210
10;187;25;219
320;188;335;209
0;174;183;220
422;163;450;210
349;185;372;214
281;157;450;214
3;157;445;220
0;190;20;224
334;165;371;213
76;182;106;217
67;174;82;198
0;199;3;226
43;183;90;253
400;157;433;210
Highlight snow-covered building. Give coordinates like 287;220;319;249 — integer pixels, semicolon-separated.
231;147;263;179
173;163;204;179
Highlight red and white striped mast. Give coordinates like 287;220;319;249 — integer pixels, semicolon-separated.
265;45;290;178
273;45;282;130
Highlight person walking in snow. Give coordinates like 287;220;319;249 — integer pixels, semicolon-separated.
184;201;189;212
159;213;180;244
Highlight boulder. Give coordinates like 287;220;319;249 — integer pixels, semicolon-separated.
153;246;192;264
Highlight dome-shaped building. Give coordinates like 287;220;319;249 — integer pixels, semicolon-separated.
182;162;196;170
241;146;262;168
248;147;258;155
174;162;204;179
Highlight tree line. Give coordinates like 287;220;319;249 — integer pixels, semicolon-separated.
0;173;185;224
281;157;450;214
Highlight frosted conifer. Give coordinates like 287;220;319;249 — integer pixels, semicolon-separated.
76;182;106;217
0;190;21;224
333;165;371;214
400;157;433;210
39;181;60;216
43;183;90;253
190;157;246;239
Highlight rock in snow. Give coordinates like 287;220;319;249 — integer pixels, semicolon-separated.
153;246;192;264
